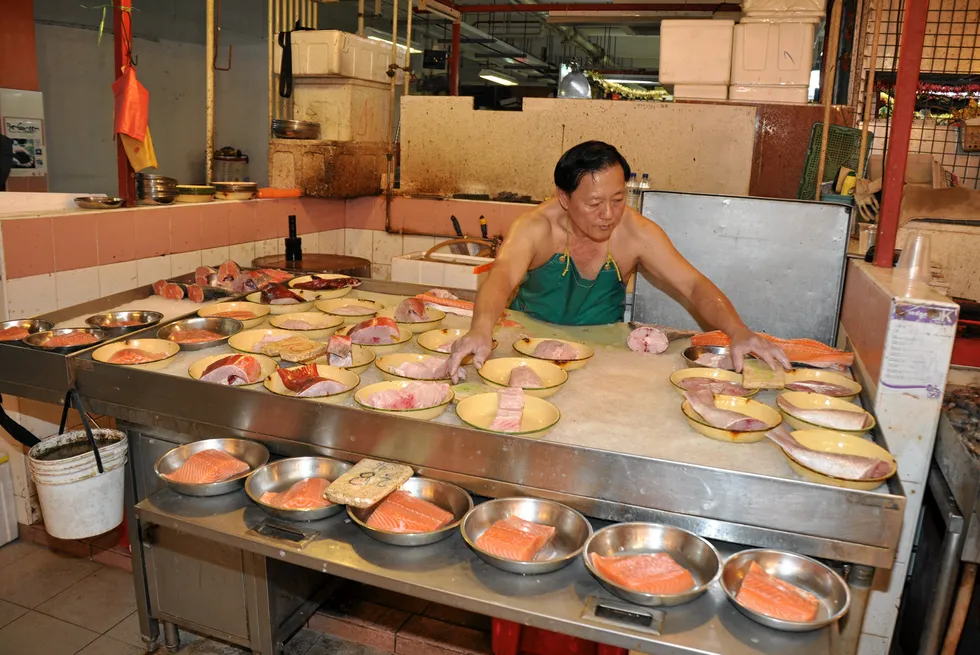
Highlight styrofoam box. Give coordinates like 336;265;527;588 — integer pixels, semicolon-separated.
659;20;735;86
729;84;809;103
273;30;393;84
731;21;816;86
671;84;729;100
741;0;825;13
292;78;391;142
391;252;490;291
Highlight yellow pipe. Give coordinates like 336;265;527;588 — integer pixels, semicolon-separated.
403;0;413;95
206;0;215;183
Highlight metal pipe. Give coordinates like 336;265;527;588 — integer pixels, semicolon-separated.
206;0;215;184
840;565;874;655
113;0;135;206
389;0;399;146
513;0;616;68
449;21;460;95
815;0;843;201
268;0;274;128
857;0;884;180
358;0;365;35
874;0;928;268
941;563;977;655
455;2;740;12
404;0;413;95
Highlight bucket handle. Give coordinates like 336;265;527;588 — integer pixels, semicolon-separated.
59;390;104;475
0;395;40;448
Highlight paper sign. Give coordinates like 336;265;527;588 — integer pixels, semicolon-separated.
2;117;45;176
879;301;958;400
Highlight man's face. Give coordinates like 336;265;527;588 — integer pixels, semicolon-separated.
558;164;628;243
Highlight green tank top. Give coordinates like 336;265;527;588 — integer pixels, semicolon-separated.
510;249;626;326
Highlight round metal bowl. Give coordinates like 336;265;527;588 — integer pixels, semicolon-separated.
682;345;733;370
583;522;721;607
348;477;473;546
460;497;592;574
721;549;851;632
272;119;320;139
137;195;177;206
154;438;270;497
85;310;164;338
0;319;53;344
246;456;352;521
23;328;107;354
157;317;243;351
74;196;125;210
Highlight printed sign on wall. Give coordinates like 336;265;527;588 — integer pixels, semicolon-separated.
2;117;45;176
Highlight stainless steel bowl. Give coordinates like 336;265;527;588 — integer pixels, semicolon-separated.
682;345;733;370
271;119;320;139
74;196;125;210
246;456;352;522
137;195;177;206
0;319;54;344
461;497;592;574
154;438;270;497
85;310;163;338
23;328;107;354
583;522;721;607
348;477;473;546
157;317;243;351
721;549;851;632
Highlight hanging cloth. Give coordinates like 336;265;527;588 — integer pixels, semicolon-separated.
112;66;149;141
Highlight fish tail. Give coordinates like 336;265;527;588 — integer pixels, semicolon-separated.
764;425;799;451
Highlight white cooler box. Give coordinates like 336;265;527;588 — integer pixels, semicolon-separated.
731;20;816;87
391;251;492;291
274;30;393;84
660;20;735;100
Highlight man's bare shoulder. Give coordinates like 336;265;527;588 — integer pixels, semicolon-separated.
508;203;556;240
620;208;668;242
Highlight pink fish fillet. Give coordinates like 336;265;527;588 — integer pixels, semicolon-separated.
366;382;450;410
278;319;316;330
696;353;734;370
200;355;262;385
331;305;373;315
349;317;400;345
532;340;579;360
784;380;854;396
765;426;893;480
508;365;543;388
489;387;524;432
277;364;347;397
627;327;669;354
683;389;768;431
394;298;427;323
327;334;353;367
776;396;873;431
391;358;450;380
676;377;751;396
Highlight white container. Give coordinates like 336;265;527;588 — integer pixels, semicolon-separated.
28;430;128;540
273;30;393;84
671;84;729;100
0;454;17;546
729;84;809;103
292;78;391;142
659;20;735;86
740;0;825;14
731;21;816;87
391;251;491;291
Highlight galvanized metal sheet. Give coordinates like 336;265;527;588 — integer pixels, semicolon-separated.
636;192;851;345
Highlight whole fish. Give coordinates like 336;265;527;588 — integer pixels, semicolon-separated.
683;389;768;431
765;426;893;480
784;380;854;396
260;283;305;305
292;275;360;291
776;395;873;431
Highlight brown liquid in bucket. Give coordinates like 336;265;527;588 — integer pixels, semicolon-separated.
35;435;121;461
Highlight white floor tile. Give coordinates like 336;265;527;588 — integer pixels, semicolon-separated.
55;267;100;309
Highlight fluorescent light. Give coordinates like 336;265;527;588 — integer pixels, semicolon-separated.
603;78;657;85
480;69;518;86
367;35;422;54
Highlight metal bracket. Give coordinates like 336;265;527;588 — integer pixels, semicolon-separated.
247;520;318;549
579;595;664;636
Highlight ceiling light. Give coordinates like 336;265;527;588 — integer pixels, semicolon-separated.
603;79;658;85
367;35;422;54
480;69;518;86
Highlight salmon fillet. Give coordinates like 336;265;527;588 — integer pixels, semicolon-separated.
163;449;249;484
46;333;98;347
108;348;166;365
736;561;820;622
0;327;30;341
691;331;853;369
365;490;454;533
474;515;556;562
169;329;223;344
259;477;332;509
590;552;696;595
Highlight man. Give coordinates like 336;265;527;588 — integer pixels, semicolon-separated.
447;141;789;377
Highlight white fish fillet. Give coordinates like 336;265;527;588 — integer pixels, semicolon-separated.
676;377;751;396
365;382;450;410
765;426;893;480
696;353;734;370
508;365;543;388
532;340;579;360
390;358;450;380
490;387;524;432
683;389;768;431
776;396;872;431
784;380;853;396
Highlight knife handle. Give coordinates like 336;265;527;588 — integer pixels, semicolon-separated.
450;215;463;237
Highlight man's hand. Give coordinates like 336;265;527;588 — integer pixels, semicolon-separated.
447;332;493;383
729;327;791;372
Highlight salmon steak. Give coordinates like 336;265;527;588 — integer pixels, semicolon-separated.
736;561;820;623
163;449;249;484
200;355;262;385
108;348;166;365
365;490;454;533
0;327;30;341
474;515;556;562
46;333;99;347
692;331;853;369
394;298;427;323
590;552;696;595
259;477;332;510
169;329;223;344
349;317;400;345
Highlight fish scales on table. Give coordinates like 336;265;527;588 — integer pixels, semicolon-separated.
327;335;352;367
692;331;854;369
291;275;360;291
736;561;820;623
277;364;346;396
676;377;751;396
201;355;261;385
260;284;306;305
683;389;768;431
475;515;556;562
508;365;543;388
765;427;892;480
163;449;249;484
259;478;332;510
489;387;524;432
532;340;579;360
349;317;399;345
365;382;450;410
591;553;696;595
365;490;454;533
107;348;166;365
776;396;873;431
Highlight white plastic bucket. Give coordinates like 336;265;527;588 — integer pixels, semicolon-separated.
28;429;128;540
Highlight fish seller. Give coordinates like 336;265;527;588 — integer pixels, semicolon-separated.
447;140;790;377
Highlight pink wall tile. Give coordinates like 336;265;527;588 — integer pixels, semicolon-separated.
53;215;98;272
97;210;137;264
170;212;203;253
227;204;256;244
2;217;54;279
133;212;171;259
346;196;386;231
388;196;527;239
200;204;230;249
254;200;282;240
307;199;346;232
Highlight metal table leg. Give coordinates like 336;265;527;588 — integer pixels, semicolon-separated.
162;621;180;652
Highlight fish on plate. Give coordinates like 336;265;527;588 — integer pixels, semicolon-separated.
365;490;454;533
626;323;696;354
152;280;228;303
163;449;249;484
364;382;450;410
475;515;556;562
168;329;223;344
292;275;360;291
330;304;374;316
693;331;853;370
277;364;347;396
212;310;257;321
390;357;452;380
696;352;733;369
253;333;292;352
108;348;166;365
200;355;262;386
784;380;854;396
0;327;29;341
46;332;99;347
489;387;524;433
415;291;474;317
532;340;579;360
683;389;768;431
260;284;306;305
509;365;543;388
262;336;327;362
278;318;319;330
349;317;400;345
675;377;751;396
736;561;820;623
776;396;873;431
591;552;696;595
394;298;427;323
327;335;353;367
259;478;332;509
765;426;892;480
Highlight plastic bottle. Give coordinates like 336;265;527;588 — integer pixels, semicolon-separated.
626;173;638;210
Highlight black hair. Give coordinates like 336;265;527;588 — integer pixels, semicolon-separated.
553;141;631;194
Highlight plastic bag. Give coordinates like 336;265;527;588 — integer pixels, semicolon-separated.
112;67;149;141
120;126;157;171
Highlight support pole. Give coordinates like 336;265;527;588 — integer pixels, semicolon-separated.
268;0;274;126
403;0;413;95
206;0;215;183
815;0;843;201
857;0;884;179
358;0;365;35
113;0;135;205
449;21;461;96
874;0;929;268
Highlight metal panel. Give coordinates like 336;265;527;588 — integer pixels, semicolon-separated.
636;192;851;345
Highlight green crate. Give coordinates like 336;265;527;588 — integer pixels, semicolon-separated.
797;122;869;201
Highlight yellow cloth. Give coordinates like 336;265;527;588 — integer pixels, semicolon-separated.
120;126;157;171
